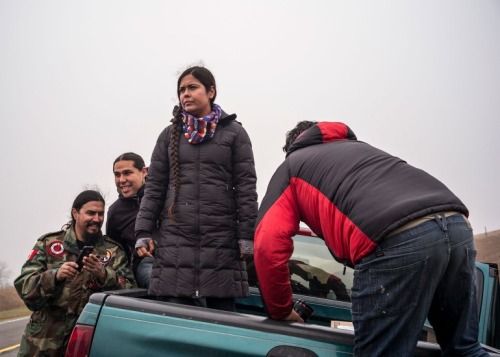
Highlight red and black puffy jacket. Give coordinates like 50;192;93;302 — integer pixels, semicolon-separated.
254;121;468;319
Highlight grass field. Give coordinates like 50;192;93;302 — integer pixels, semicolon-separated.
0;306;30;321
0;287;30;321
474;228;500;272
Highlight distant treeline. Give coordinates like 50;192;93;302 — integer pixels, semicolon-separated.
0;287;25;311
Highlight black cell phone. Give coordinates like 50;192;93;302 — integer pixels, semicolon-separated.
75;246;94;271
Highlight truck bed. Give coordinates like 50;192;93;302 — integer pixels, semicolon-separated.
67;232;500;356
76;289;443;357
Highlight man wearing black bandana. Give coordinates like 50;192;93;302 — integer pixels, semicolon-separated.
14;189;136;357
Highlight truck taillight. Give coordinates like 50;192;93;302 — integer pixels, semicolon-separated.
65;324;94;357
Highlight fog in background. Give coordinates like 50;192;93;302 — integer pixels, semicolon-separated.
1;1;499;283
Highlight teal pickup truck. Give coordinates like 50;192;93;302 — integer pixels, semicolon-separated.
65;230;500;356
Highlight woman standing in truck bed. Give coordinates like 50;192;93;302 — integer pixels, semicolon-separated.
134;66;257;311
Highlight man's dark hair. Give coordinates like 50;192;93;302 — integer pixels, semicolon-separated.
113;152;146;171
283;121;318;153
70;190;105;226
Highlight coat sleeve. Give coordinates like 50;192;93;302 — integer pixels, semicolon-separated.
14;240;63;311
254;160;300;320
135;127;170;238
232;125;258;242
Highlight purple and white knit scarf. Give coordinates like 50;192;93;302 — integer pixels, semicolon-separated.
182;104;222;144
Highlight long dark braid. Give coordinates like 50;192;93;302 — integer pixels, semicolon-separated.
167;107;183;221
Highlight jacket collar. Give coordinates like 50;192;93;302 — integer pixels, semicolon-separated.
118;184;145;202
171;105;237;124
63;224;104;254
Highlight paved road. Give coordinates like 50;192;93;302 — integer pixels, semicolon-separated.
0;317;27;356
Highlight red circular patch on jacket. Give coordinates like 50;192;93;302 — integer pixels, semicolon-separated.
47;241;65;257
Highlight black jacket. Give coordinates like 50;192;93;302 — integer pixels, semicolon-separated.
135;112;258;298
106;185;145;259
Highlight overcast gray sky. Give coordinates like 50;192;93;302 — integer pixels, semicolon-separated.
1;0;499;283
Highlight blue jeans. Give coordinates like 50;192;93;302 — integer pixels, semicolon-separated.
135;256;154;289
351;213;488;356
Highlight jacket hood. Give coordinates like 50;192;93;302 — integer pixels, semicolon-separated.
286;121;357;157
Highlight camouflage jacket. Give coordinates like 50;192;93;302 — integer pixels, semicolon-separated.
14;226;136;357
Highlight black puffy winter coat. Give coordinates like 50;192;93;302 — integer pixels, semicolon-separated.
135;112;257;298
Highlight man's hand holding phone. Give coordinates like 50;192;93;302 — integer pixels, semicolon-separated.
82;253;107;283
55;246;95;283
75;246;94;271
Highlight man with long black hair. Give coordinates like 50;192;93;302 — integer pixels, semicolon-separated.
15;189;135;356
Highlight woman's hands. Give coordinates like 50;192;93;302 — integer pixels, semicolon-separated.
136;238;155;257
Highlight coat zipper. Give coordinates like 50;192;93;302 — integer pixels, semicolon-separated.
195;144;200;298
